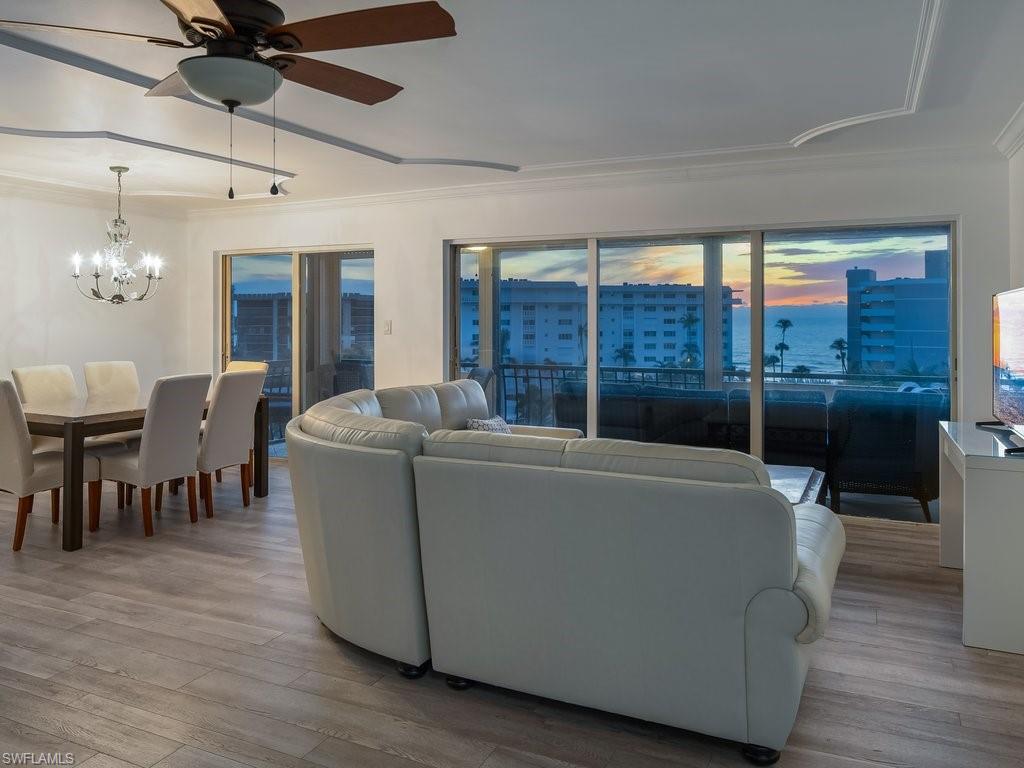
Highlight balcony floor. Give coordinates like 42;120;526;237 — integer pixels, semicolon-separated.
0;464;1017;768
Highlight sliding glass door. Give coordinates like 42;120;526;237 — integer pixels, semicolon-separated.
300;250;375;411
223;247;375;458
596;235;751;449
454;242;587;427
224;252;295;456
763;224;952;518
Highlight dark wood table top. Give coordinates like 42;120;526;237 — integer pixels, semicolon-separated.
23;393;152;426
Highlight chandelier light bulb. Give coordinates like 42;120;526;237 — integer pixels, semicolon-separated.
71;252;81;278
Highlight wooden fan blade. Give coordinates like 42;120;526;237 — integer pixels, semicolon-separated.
160;0;234;37
0;19;184;47
270;55;402;105
266;1;455;53
146;70;191;97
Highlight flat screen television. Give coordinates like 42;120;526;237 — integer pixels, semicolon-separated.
993;287;1024;433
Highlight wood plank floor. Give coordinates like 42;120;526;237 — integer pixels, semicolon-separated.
1;464;1022;768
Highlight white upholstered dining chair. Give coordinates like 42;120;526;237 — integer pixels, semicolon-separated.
0;380;101;551
225;360;268;487
12;364;79;514
96;373;210;537
197;370;266;517
84;361;140;399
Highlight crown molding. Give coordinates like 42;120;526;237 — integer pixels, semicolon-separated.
0;172;190;217
790;0;942;147
187;144;997;220
994;101;1024;158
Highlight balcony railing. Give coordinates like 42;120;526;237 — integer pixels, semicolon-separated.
464;363;950;427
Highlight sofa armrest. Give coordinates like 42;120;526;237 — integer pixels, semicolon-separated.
791;503;846;643
508;424;584;439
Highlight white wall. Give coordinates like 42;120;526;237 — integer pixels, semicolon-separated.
186;149;1011;423
0;187;190;390
1010;150;1024;289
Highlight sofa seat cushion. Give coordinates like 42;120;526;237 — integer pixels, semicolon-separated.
432;380;490;430
424;429;567;466
301;401;426;458
377;385;443;432
561;438;771;486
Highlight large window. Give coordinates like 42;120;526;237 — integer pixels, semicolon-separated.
451;223;955;521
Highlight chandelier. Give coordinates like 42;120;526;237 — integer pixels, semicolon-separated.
71;166;163;305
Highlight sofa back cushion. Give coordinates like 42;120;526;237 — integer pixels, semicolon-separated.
377;385;443;432
561;438;771;486
424;429;567;467
301;399;426;458
432;379;490;429
318;389;383;418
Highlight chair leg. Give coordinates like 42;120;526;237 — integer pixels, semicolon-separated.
186;476;198;523
50;488;60;525
215;469;223;483
155;482;163;512
117;482;125;510
126;484;134;506
88;481;102;532
13;496;33;551
918;496;933;524
240;463;251;507
200;472;214;518
249;449;254;488
169;478;179;496
141;487;154;537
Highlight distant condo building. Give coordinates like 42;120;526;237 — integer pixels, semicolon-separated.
845;249;950;374
460;279;738;368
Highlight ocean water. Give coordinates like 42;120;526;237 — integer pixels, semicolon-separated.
731;304;849;373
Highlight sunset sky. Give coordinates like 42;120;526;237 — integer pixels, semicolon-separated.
476;226;950;307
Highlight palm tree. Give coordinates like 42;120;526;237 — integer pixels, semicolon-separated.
774;341;790;372
791;364;811;382
763;353;780;374
680;343;702;367
577;322;588;365
613;346;635;366
774;318;793;371
829;337;848;374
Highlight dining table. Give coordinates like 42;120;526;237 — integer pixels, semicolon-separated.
22;391;270;551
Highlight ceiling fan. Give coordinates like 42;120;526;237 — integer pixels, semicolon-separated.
0;0;457;107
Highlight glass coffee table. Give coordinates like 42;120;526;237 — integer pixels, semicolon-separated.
766;465;826;505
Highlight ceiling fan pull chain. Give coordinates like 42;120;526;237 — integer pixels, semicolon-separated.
225;100;239;200
270;80;279;196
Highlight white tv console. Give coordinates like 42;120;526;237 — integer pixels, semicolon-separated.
939;421;1024;654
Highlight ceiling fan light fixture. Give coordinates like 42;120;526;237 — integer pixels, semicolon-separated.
177;55;282;106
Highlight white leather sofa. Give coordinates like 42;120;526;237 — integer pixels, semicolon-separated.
287;379;844;764
285;379;580;676
413;431;845;765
